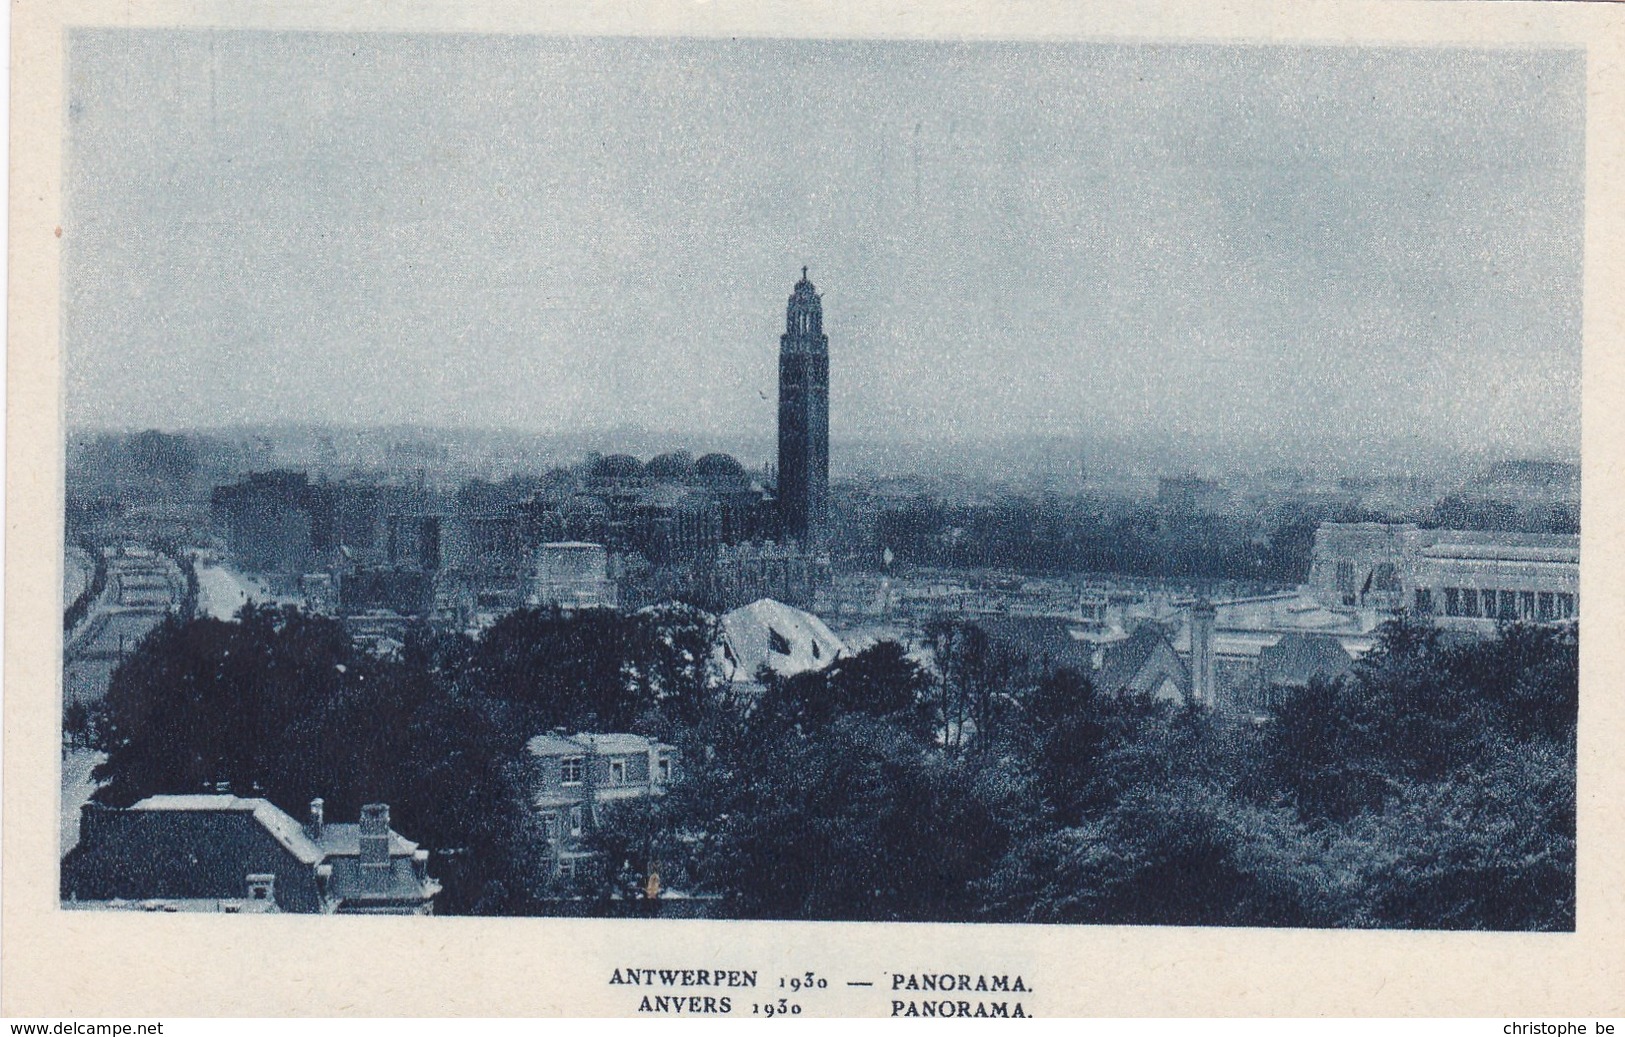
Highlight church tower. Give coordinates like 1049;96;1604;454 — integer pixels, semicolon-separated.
778;267;829;547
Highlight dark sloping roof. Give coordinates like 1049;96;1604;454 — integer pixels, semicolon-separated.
325;856;435;906
63;796;439;913
977;615;1095;674
63;801;325;912
1096;625;1187;694
131;795;323;863
1258;633;1354;687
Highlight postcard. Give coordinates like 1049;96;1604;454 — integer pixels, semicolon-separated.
6;0;1624;1018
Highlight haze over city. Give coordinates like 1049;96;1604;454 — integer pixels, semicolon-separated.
64;32;1582;467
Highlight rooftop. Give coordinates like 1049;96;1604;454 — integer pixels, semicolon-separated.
719;598;846;683
1258;633;1356;688
129;795;421;861
525;732;670;758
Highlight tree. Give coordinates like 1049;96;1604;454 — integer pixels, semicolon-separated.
576;795;690;908
89;604;550;915
826;640;934;735
680;714;1040;921
977;779;1345;927
1258;676;1393;824
467;607;651;731
1442;622;1577;745
749;640;934;739
923;621;1022;753
1018;668;1109;825
1344;745;1576;931
629;603;726;728
63;697;95;750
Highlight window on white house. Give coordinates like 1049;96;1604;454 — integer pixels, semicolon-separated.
610;759;625;785
570;806;584;837
561;757;584;785
541;814;557;841
657;755;672;782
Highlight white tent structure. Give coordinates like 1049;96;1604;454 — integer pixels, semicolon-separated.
717;598;846;688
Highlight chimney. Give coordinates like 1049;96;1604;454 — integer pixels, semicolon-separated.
1190;598;1217;708
412;848;429;884
359;803;390;868
308;797;325;839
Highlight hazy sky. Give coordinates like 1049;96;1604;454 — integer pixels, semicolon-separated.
64;31;1583;459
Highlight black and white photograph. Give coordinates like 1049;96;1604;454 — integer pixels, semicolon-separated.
52;25;1585;927
9;0;1623;1020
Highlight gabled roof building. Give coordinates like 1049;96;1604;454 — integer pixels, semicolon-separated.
62;795;440;914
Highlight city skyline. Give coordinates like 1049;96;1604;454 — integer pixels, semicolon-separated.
64;32;1583;463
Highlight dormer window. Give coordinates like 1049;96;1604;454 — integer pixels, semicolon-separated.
768;627;791;656
609;759;626;785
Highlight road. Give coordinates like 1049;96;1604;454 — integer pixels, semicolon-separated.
62;548;182;705
196;563;290;620
64;547;94;606
59;748;106;856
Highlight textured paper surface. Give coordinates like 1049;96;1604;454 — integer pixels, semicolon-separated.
6;0;1624;1018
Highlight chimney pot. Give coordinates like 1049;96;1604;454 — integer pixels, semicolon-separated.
309;797;325;838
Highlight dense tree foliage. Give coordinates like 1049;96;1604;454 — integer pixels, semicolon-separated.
631;616;1577;929
668;713;1037;921
859;491;1573;580
90;598;1576;928
866;495;1385;582
88;603;726;913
